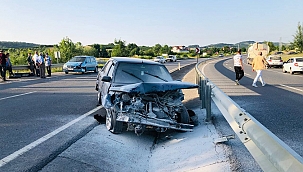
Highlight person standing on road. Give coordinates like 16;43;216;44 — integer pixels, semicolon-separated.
5;53;14;76
252;52;269;87
45;53;52;77
233;50;244;85
38;53;46;78
32;51;40;76
27;52;35;76
0;50;8;81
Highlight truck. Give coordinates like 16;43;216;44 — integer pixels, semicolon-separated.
247;42;270;65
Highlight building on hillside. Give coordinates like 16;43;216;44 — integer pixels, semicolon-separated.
171;46;189;53
188;45;200;51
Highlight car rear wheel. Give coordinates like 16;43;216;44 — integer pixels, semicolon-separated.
282;67;286;73
106;107;123;134
65;71;68;74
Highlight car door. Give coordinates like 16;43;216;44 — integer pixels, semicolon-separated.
98;60;114;103
285;58;292;71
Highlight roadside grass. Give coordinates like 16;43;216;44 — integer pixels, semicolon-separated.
281;53;303;61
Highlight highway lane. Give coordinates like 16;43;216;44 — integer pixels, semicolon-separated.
0;59;197;171
202;56;303;171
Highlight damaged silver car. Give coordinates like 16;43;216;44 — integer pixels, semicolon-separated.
95;57;198;135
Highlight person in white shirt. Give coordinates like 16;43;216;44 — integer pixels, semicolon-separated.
45;53;52;77
233;50;244;85
32;51;40;76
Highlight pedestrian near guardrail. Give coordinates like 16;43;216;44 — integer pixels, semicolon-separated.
233;50;244;85
27;53;35;76
32;51;40;77
37;53;46;78
0;49;8;81
45;53;52;77
5;53;14;76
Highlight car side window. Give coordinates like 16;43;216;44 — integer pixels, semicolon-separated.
102;61;113;75
107;64;115;77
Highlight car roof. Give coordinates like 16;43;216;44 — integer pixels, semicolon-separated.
73;56;94;58
111;57;162;65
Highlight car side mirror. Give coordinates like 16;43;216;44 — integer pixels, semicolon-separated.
101;76;111;82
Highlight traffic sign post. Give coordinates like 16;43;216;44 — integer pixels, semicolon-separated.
196;47;200;63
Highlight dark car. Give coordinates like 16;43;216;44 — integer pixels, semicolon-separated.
63;56;98;74
95;57;198;135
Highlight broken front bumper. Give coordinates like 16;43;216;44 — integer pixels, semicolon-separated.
116;113;193;132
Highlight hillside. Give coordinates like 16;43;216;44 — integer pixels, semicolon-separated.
0;41;40;49
204;41;281;49
0;40;283;49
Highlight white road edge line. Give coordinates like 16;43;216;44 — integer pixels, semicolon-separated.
279;84;303;92
0;105;103;167
0;91;37;101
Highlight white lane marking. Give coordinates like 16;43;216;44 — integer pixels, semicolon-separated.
279;84;303;92
0;105;103;167
0;91;36;101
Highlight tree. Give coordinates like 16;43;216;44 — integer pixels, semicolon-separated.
293;22;303;53
111;39;128;57
57;37;76;62
153;44;162;56
160;45;171;55
127;43;139;56
265;41;276;52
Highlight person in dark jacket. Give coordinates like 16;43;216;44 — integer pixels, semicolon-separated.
0;50;8;81
5;53;14;76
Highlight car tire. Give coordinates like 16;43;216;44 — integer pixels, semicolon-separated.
106;107;123;134
290;68;294;75
282;67;286;73
65;71;68;74
177;105;190;124
97;91;102;105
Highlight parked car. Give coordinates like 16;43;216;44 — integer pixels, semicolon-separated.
274;51;284;55
153;56;166;63
166;55;177;62
266;55;283;68
219;54;224;57
95;57;198;135
282;57;303;74
63;56;98;74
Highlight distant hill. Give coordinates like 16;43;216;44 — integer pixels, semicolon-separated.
203;41;281;49
0;41;41;49
0;40;284;50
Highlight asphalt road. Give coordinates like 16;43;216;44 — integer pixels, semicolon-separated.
0;59;198;171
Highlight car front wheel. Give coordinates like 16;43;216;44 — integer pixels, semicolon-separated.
106;107;123;134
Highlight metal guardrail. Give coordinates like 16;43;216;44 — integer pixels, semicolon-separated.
12;63;64;71
195;59;303;172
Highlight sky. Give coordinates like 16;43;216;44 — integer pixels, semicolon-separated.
1;0;303;47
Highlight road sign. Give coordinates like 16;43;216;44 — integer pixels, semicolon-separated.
196;47;200;54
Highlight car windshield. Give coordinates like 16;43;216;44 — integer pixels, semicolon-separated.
271;56;281;60
69;57;86;62
114;62;173;84
296;58;303;62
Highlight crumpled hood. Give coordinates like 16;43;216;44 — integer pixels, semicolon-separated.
109;81;198;94
65;62;82;66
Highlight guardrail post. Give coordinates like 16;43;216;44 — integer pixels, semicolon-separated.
200;79;206;109
205;83;212;122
